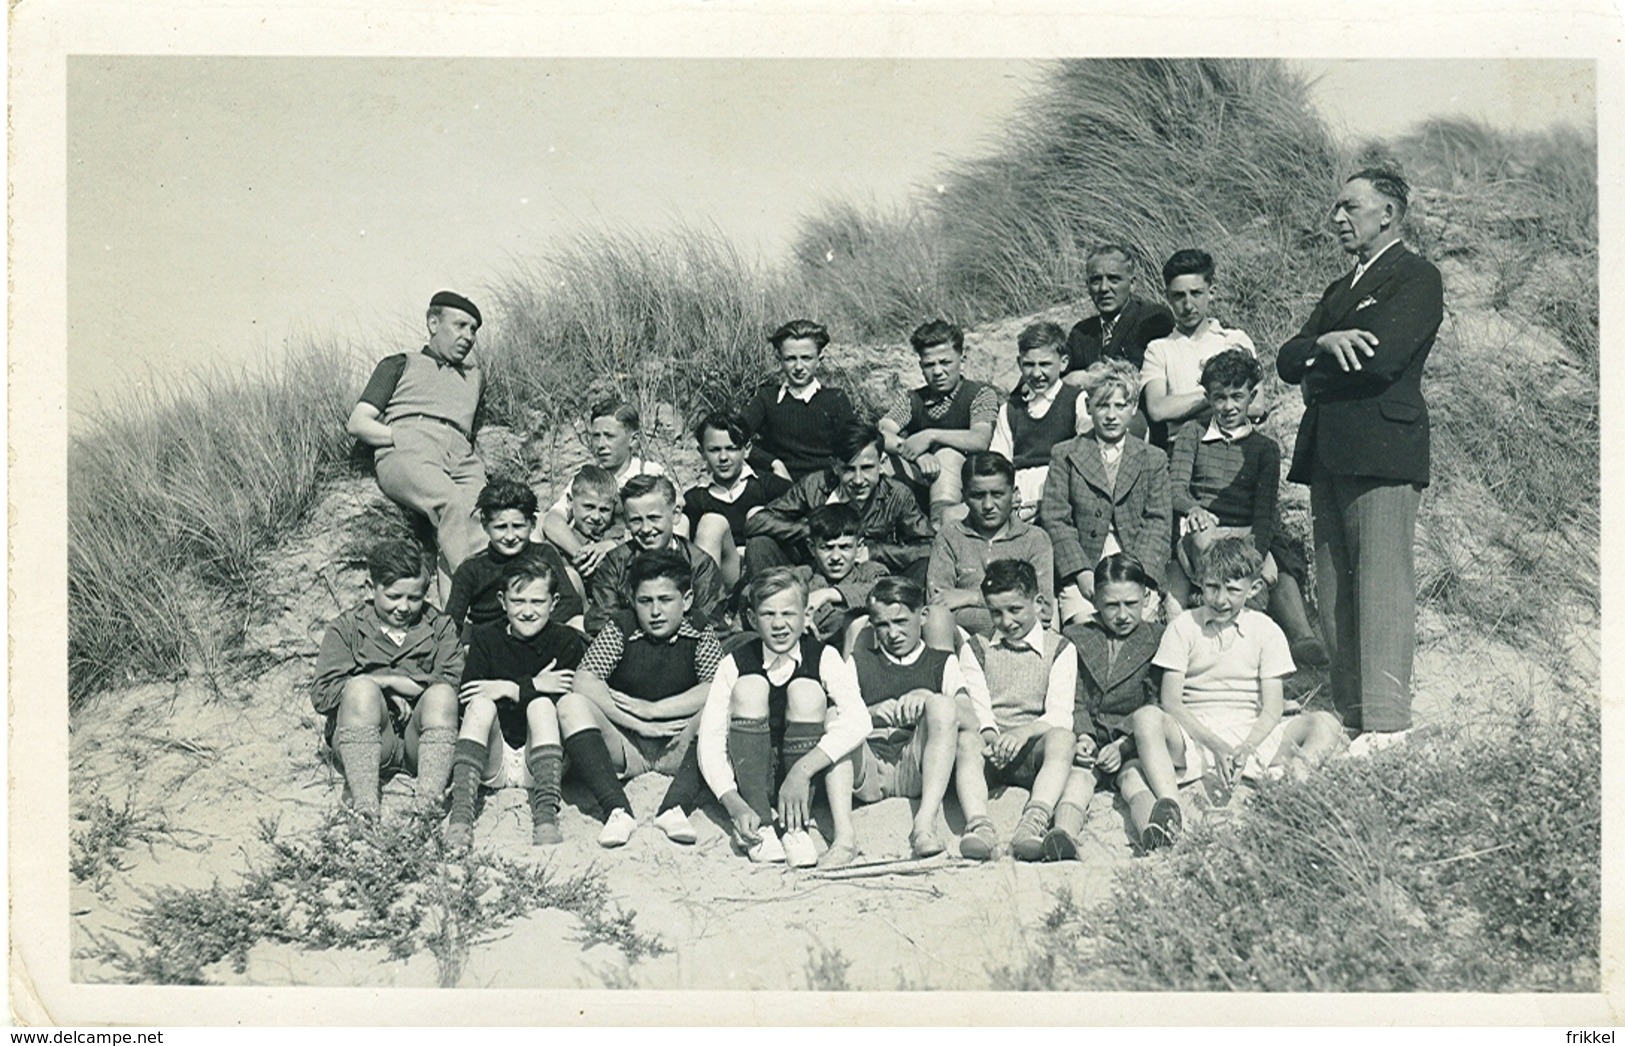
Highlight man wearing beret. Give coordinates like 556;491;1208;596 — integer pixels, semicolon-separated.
1277;168;1443;757
347;291;489;581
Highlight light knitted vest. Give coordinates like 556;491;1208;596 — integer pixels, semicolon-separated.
382;351;482;435
968;631;1066;731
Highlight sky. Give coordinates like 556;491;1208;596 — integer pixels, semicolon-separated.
66;58;1595;422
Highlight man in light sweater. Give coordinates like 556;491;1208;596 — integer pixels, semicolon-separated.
346;291;488;582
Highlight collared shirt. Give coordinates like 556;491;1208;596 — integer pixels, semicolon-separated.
928;515;1055;608
1152;606;1294;719
957;622;1075;733
696;639;871;800
1140;318;1258;401
777;378;824;404
1201;418;1253;443
1350;238;1402;287
705;463;759;504
989;381;1092;461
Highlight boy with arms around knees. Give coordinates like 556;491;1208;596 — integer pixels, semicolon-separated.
990;321;1091;522
926;451;1054;645
445;479;585;641
1045;553;1164;860
696;568;871;867
954;559;1079;862
795;503;889;655
541;401;667;568
682;410;794;590
848;577;985;859
585;475;727;637
571;548;726;845
741;319;859;481
878;320;998;527
447;559;585;849
311;539;462;820
1120;538;1343;850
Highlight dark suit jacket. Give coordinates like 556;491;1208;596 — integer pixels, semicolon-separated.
1063;618;1164;744
1065;295;1176;373
1276;244;1443;487
1039;433;1171;585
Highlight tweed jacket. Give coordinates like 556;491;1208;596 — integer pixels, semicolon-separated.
1063;618;1164;744
1040;433;1171;585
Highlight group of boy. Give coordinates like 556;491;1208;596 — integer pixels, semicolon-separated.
318;245;1343;866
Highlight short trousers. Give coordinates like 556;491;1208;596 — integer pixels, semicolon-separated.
853;728;929;803
367;698;428;776
481;741;534;790
603;714;701;779
1170;712;1288;785
985;733;1047;790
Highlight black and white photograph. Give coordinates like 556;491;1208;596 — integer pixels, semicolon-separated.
11;0;1617;1028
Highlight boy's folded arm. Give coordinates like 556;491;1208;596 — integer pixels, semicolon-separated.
815;649;872;762
540;507;584;557
927;421;995;453
932;585;982;610
647;683;709;721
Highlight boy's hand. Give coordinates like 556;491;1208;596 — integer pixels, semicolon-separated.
575;539;618;577
368;673;423;698
1097;739;1124;774
609;691;656;719
895;689;932;726
1073;735;1098;767
776;765;813;832
914;454;942;478
720;791;760;841
1187;507;1219;532
531;660;575;696
385;692;412;723
769;459;792;481
459;679;521;705
991;727;1031;768
901;431;936;460
1227;741;1257;776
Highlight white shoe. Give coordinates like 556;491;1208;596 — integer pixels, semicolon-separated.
747;826;786;864
781;828;820;868
597;808;637;848
1347;729;1411;759
653;807;697;844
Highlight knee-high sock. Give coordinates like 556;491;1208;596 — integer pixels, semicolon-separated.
414;726;457;807
448;737;487;828
335;725;382;819
526;743;564;826
562;729;630;820
727;716;774;822
780;720;825;782
1053;800;1088;837
657;743;707;814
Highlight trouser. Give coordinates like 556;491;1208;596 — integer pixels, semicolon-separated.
374;419;488;575
1310;471;1422;733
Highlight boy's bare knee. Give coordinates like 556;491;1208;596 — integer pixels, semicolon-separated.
1042;726;1075;754
555;691;596;732
785;678;826;721
923;691;956;729
526;699;560;729
338;677;385;722
730;675;770;719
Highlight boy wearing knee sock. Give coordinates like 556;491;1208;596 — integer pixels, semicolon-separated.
696;568;871;867
447;558;586;849
954;559;1078;861
311;540;462;820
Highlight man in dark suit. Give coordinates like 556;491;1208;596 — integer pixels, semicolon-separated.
1064;245;1175;440
1277;168;1443;754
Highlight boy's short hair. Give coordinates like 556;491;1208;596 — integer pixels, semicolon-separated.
745;566;809;610
1200;348;1263;392
769;319;830;352
367;539;429;587
620;473;678;508
692;409;751;447
1016;322;1067;358
476;479;539;522
832;419;884;465
1348;164;1411;218
1081;358;1141;406
626;547;693;596
1086;243;1137;269
1162;248;1215;286
909;319;964;355
1095;551;1156;592
961;449;1015;491
589;399;641;432
1200;536;1264;585
867;575;926;612
502;556;560;596
569;464;618;500
980;557;1039;601
807;502;863;544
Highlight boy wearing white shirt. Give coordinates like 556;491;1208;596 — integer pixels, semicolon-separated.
989;322;1091;522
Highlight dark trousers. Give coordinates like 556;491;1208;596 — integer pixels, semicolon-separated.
1310;471;1423;733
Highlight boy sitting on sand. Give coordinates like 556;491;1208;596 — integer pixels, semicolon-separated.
542;465;621;581
571;548;726;845
989;321;1090;523
925;451;1054;646
682;410;794;590
1120;538;1344;850
445;558;587;849
445;479;585;641
696;568;870;867
954;559;1078;862
311;539;461;820
794;503;889;655
541;400;667;567
848;576;983;859
740;319;859;481
585;475;727;637
1045;553;1164;860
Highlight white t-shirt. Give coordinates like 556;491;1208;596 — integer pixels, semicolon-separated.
1140;318;1257;400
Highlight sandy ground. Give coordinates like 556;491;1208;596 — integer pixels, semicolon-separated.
67;293;1597;990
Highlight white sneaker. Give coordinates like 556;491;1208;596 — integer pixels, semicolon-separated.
781;828;820;868
747;826;786;864
653;807;697;844
597;808;637;848
1347;729;1412;759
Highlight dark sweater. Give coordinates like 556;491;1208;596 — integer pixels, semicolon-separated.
850;643;952;708
681;472;794;546
740;381;858;480
444;542;583;641
1168;420;1280;556
461;620;587;749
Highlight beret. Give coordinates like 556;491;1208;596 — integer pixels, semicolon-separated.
429;290;481;327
